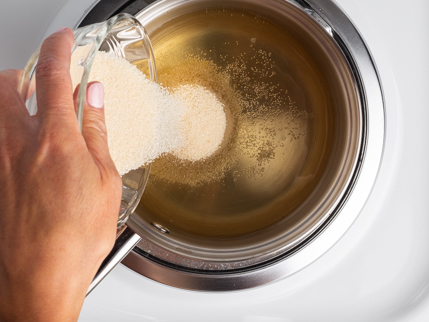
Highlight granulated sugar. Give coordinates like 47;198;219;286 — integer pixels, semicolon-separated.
87;51;185;176
172;84;226;161
72;51;227;176
149;49;310;187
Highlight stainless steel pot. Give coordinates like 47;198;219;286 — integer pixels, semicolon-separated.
88;0;384;293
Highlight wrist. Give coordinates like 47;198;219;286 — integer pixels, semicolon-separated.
0;267;90;322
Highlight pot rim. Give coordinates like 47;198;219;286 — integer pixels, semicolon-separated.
122;0;384;290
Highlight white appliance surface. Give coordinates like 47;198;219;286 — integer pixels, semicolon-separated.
1;0;428;321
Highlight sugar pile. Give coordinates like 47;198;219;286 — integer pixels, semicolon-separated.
87;51;185;176
172;84;226;161
75;51;226;176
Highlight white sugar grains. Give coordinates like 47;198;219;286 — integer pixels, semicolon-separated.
172;85;226;161
81;51;226;176
88;52;184;176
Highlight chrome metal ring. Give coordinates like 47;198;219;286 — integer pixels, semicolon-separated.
122;0;385;291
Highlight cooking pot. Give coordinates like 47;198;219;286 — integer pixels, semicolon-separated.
89;0;384;293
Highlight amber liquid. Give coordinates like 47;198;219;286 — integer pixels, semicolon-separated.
137;8;336;240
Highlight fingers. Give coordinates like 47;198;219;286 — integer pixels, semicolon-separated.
81;82;118;175
35;28;76;128
0;69;23;90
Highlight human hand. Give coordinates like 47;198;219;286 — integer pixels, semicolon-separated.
0;28;122;321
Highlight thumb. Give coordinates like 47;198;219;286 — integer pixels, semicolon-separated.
82;82;116;172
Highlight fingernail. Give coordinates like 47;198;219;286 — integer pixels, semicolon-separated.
55;27;69;33
87;82;104;108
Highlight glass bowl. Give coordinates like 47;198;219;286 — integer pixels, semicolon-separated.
18;13;157;227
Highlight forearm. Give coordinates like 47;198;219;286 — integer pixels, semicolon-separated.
0;263;90;322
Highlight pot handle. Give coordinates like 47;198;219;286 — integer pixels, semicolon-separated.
87;225;141;295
